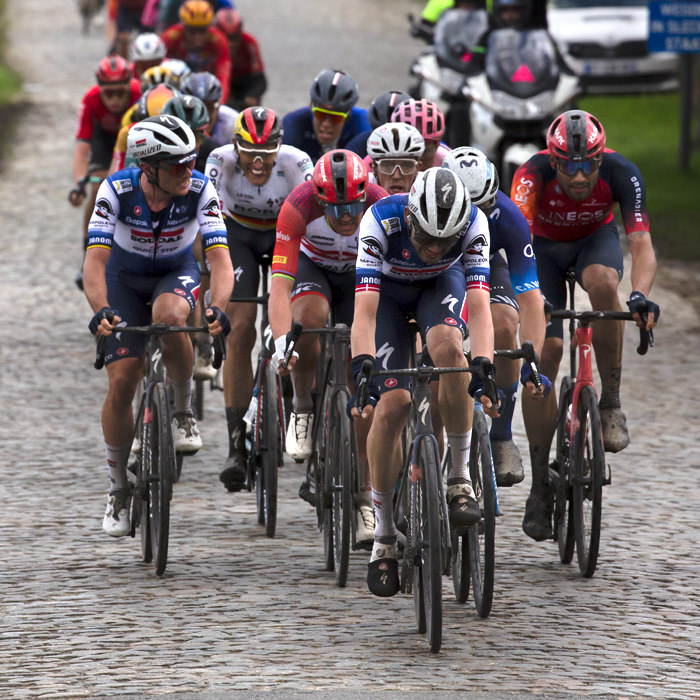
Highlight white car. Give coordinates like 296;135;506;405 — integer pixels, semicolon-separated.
548;0;679;93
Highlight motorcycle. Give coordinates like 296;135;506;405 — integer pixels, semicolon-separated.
409;8;489;146
464;29;580;191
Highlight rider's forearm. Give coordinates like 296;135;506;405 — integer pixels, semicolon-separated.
72;141;91;183
83;249;111;311
206;248;234;311
466;289;494;360
628;231;657;297
268;275;294;341
351;292;379;358
516;289;546;357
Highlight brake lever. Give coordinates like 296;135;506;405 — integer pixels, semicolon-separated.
94;310;115;370
521;340;543;392
283;321;303;370
355;359;373;412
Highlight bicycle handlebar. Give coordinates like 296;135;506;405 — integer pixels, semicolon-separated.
493;340;543;391
549;309;654;356
283;321;303;370
228;294;269;304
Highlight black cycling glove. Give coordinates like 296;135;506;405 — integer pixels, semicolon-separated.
468;356;505;411
89;307;117;336
347;354;381;418
206;306;231;336
627;291;660;325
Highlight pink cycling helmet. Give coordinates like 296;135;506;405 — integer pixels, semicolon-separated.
390;99;445;141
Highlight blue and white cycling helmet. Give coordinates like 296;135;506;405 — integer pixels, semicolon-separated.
442;147;499;207
127;115;198;166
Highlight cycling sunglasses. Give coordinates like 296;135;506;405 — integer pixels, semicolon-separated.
409;217;460;249
158;159;196;176
556;158;601;176
376;159;419;176
324;199;366;219
237;142;281;162
312;106;349;125
101;86;129;99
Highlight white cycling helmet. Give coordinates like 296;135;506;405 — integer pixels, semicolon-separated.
407;167;471;239
366;122;425;161
127;115;197;165
129;33;167;62
160;58;192;85
442;147;499;206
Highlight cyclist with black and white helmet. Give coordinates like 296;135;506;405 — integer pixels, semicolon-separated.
129;32;168;78
83;115;233;538
443;147;549;487
282;69;370;163
350;167;497;597
160;58;192;86
366;121;425;195
345;90;412;159
181;71;238;146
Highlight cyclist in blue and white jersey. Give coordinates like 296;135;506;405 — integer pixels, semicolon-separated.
443;147;550;487
84;115;234;538
350;167;497;598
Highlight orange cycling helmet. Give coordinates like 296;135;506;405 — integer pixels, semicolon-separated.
179;0;214;27
234;107;283;145
96;55;132;85
134;84;181;121
547;110;606;161
215;8;242;37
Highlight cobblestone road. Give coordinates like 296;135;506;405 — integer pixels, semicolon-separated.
1;1;699;698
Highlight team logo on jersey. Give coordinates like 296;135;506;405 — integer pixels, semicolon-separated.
117;347;130;356
95;198;115;220
202;197;220;218
189;179;205;193
444;318;457;326
174;288;187;296
134;205;142;216
362;237;382;261
402;249;411;259
384;378;398;388
114;179;132;193
381;217;401;235
465;234;487;256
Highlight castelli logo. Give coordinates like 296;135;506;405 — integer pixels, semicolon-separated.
445;317;457;326
117;347;129;356
134;206;142;215
174;288;187;296
385;378;398;388
402;249;410;259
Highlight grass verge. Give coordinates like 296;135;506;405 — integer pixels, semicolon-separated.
581;92;700;260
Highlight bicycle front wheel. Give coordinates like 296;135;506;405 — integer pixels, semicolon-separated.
554;376;575;564
412;436;443;654
145;383;173;576
468;409;496;618
572;385;604;578
260;361;281;539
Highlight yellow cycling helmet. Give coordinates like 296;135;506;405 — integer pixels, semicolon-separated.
134;84;181;121
179;0;214;27
139;65;176;92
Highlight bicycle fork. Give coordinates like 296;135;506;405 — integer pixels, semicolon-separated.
475;402;501;518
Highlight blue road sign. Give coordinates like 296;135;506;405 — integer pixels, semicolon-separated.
649;1;700;52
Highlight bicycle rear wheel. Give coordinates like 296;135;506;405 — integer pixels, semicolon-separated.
468;409;496;618
554;376;575;564
329;390;353;587
145;383;173;576
412;436;443;654
573;385;604;578
260;361;281;539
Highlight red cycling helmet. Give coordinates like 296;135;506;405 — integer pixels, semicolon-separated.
214;8;242;37
313;150;368;215
96;55;133;85
391;99;445;141
547;110;606;161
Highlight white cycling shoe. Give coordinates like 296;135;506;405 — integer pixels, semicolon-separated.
286;412;313;461
103;489;131;538
172;412;202;453
193;351;217;381
355;505;376;548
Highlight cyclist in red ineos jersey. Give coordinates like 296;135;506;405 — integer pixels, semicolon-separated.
511;110;660;542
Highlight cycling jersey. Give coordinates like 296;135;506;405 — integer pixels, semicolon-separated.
161;24;232;103
281;107;371;163
76;81;141;141
211;104;238;147
271;181;388;279
205;144;312;230
488;191;539;295
87;167;227;276
511;149;649;242
355;194;490;291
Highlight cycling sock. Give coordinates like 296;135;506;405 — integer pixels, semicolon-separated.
226;407;247;457
292;372;315;414
372;488;397;539
447;430;472;481
105;442;131;492
598;366;622;409
529;445;550;492
489;380;519;441
170;378;192;414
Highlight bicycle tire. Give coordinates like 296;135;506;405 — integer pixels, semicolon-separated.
412;436;443;654
468;409;495;618
572;385;604;578
148;383;173;576
330;390;353;587
261;361;280;539
444;445;470;602
317;388;334;572
134;390;152;563
554;376;575;564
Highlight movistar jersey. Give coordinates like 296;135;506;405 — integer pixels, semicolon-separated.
355;193;490;292
87;168;228;276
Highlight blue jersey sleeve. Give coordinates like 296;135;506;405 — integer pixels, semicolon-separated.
345;129;371;158
489;191;539;295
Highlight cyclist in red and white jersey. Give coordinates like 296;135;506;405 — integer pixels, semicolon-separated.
512;109;660;541
205;107;313;493
269;151;388;545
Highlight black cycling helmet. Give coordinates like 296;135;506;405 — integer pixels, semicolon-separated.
492;0;531;29
368;91;412;130
161;95;210;133
309;69;359;113
181;71;223;104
